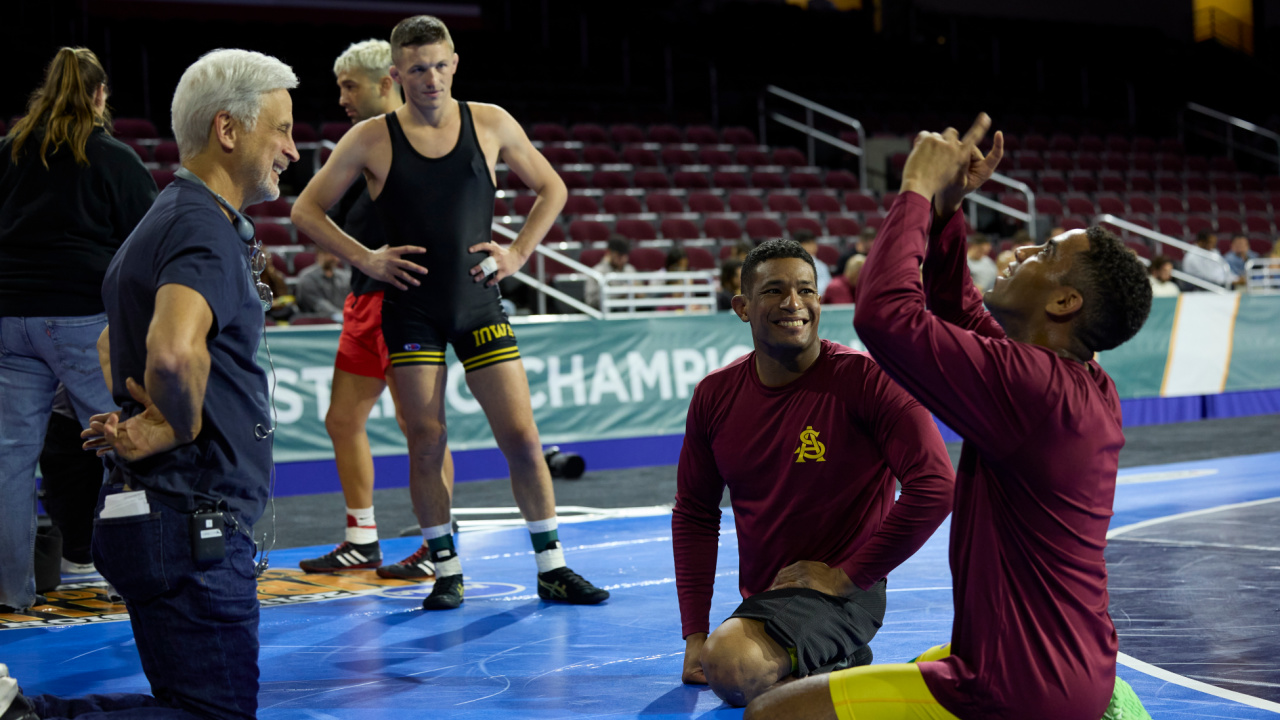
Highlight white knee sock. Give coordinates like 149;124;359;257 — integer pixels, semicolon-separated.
345;506;378;545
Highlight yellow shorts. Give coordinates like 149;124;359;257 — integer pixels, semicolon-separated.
828;644;960;720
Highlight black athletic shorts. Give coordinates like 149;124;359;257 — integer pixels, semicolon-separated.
727;579;887;678
382;292;520;373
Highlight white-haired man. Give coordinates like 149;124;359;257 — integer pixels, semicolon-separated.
298;38;458;578
293;15;608;610
0;48;417;720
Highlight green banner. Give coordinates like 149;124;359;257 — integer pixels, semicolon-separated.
260;298;1280;462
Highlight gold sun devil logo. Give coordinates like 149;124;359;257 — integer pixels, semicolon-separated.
793;425;826;463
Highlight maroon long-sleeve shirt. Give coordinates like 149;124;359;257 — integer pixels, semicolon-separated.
854;192;1120;720
672;340;954;639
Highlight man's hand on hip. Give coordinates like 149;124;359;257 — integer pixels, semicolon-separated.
81;377;181;462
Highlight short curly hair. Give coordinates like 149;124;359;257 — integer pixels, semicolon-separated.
741;239;816;294
1064;227;1153;352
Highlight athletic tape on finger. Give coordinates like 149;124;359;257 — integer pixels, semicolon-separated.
480;256;499;275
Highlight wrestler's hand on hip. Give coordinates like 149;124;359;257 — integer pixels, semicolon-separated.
768;560;856;598
682;633;709;685
468;240;525;288
360;245;427;291
900;112;992;206
80;377;179;462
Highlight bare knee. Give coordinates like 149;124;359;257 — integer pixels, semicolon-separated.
403;418;447;457
324;404;366;440
702;627;783;708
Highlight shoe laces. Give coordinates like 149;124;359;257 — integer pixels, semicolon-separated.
547;567;596;591
398;544;432;565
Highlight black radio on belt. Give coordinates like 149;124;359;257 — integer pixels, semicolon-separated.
190;508;225;565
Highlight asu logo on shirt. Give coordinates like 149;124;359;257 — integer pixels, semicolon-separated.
794;425;826;463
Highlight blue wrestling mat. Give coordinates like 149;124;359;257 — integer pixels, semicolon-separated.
4;453;1280;719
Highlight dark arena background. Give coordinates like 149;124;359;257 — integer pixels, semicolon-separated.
3;1;1280;718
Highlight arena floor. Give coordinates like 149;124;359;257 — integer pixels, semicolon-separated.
4;449;1279;718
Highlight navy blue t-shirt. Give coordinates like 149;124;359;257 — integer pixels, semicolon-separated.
101;177;272;528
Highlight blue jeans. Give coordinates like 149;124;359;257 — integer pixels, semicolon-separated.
0;314;114;609
31;483;261;720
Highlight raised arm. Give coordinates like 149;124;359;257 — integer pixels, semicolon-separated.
467;104;567;287
291;120;426;290
672;386;728;683
854;118;1054;458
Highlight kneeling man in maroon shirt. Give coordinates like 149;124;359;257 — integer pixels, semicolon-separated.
672;239;956;707
745;117;1153;720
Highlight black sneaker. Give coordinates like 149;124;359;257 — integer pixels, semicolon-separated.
298;540;382;573
537;567;610;605
376;544;436;580
421;574;464;610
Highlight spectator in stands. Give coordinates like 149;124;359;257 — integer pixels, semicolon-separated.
1224;235;1258;281
996;249;1016;277
838;227;876;275
296;248;351;318
730;239;755;262
717;258;742;311
584;234;635;307
260;249;298;321
1148;255;1180;298
966;233;997;292
795;229;831;295
1182;230;1234;289
666;245;690;273
0;47;156;611
822;254;864;305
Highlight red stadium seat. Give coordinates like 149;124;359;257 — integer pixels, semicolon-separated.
542;223;566;244
1156;174;1183;193
630;246;667;271
662;146;698;166
1078;135;1105;153
542;146;581;164
616;218;657;241
1069;173;1097;194
292;251;317;274
1066;196;1096;217
113;118;157;139
729;194;764;213
1131;153;1156;172
699;147;735;165
269;253;289;275
150;169;175;189
812;244;840;268
1186;176;1210;193
713;170;749;189
1185;215;1213;234
824;171;859;190
153;141;180;165
1034;197;1063;216
247;198;291;218
1098;172;1126;193
1156;195;1184;214
998;193;1028;212
571;123;608;144
1048;134;1075;152
704;216;743;240
1125;241;1152;259
767;193;804;213
746;216;784;240
569;220;611;242
647;124;683;143
787;171;823;189
1046;152;1073;172
1040;175;1068;194
1126;194;1156;214
1214;193;1241;215
1104;135;1130;153
1156;153;1183;172
320;122;349;143
1014;152;1044;172
685;125;720;145
610;124;645;144
688;193;725;213
685;245;716;270
1155;216;1185;238
289;123;316;143
1128;174;1155;192
1245;214;1273;234
772;148;807;167
1216;215;1243;235
1060;216;1087;231
634;171;671;189
807;192;841;213
255;223;292;246
622;146;659;166
1076;153;1102;172
564;195;600;215
674;170;711;190
494;197;510;216
1242;193;1270;212
721;126;757;145
1097;195;1126;215
736;148;772;166
881;192;899;210
786;215;823;237
647;193;685;213
591;171;630;189
863;212;887;230
560;171;590;189
1021;134;1047;152
506;172;528;191
827;215;861;237
531;123;568;142
846;193;879;213
661;217;701;240
1239;174;1263;192
603;194;643;214
751;171;786;189
1186;194;1212;214
514;195;536;215
579;248;605;267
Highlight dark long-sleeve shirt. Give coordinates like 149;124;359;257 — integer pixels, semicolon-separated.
854;192;1120;720
0;127;157;316
672;340;954;639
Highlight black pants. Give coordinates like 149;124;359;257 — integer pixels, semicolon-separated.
39;411;105;565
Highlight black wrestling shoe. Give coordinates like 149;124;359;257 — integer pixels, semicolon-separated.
298;540;382;573
421;574;464;610
376;544;436;580
537;567;610;605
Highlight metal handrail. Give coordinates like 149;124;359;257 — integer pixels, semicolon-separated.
491;224;605;318
1183;102;1280;173
763;85;867;191
1097;214;1232;294
967;172;1038;240
600;270;717;313
1244;257;1280;295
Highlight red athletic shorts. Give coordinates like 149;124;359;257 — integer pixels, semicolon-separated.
335;291;390;379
